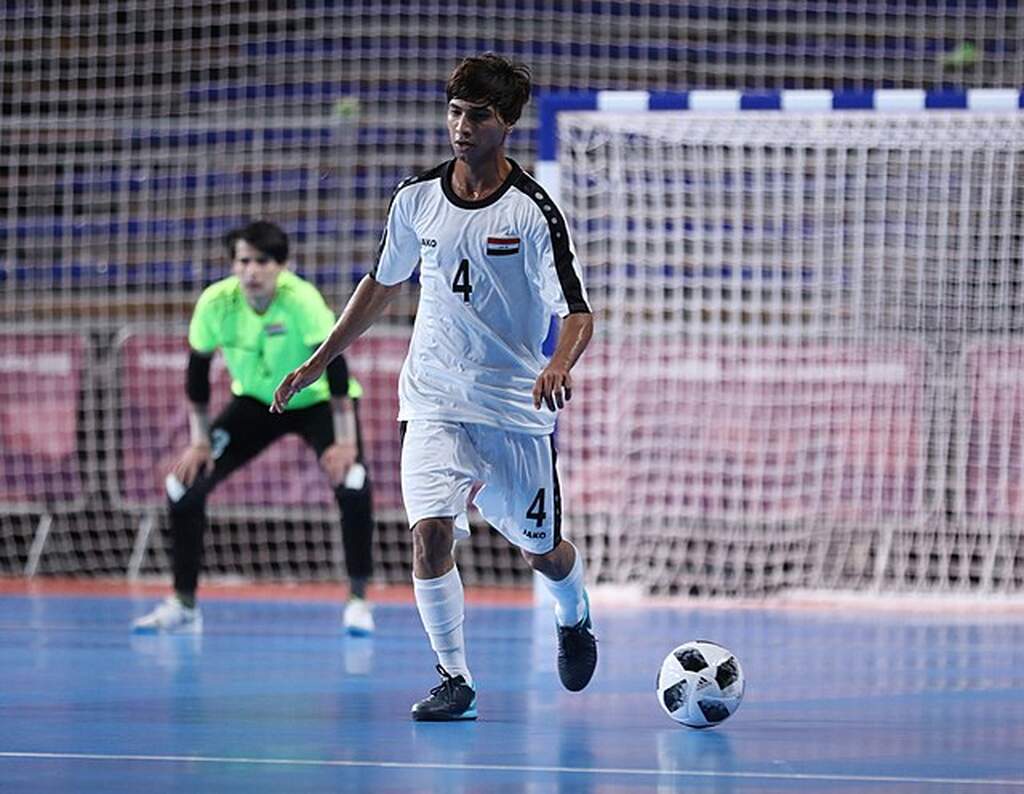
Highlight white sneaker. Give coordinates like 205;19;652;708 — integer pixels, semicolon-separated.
343;597;374;636
132;596;203;634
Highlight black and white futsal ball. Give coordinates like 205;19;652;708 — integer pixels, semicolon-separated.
656;640;744;728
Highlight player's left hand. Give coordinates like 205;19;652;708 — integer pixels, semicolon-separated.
533;365;573;411
319;439;358;485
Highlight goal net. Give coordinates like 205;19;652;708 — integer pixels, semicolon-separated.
557;110;1024;596
2;2;1023;590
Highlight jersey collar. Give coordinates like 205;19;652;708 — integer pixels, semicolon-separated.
441;158;522;210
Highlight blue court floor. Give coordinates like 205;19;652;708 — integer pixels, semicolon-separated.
1;591;1022;793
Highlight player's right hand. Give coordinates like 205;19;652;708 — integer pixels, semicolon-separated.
172;443;213;487
271;360;323;413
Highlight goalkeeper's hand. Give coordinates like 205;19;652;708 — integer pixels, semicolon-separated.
172;443;213;487
319;439;358;485
272;359;324;413
533;364;573;411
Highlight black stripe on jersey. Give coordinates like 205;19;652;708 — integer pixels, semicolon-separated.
371;162;448;280
549;435;563;549
513;170;591;314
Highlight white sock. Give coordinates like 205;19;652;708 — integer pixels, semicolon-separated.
539;542;588;627
413;565;472;687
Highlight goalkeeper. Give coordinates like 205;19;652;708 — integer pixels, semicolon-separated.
132;220;375;636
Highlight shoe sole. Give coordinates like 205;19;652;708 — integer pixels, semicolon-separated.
411;708;478;722
131;622;203;635
410;699;478;722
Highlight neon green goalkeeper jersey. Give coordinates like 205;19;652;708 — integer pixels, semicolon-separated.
188;270;341;410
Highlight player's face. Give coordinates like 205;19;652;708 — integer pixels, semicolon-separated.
231;240;284;306
447;99;509;163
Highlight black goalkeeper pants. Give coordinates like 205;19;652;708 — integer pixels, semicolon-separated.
167;395;374;597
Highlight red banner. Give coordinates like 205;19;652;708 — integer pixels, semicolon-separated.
0;333;85;508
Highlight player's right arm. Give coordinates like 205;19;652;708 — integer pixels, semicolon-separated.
172;285;220;485
172;350;215;486
272;179;420;413
271;274;401;413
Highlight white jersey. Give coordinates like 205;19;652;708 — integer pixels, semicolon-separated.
372;159;591;435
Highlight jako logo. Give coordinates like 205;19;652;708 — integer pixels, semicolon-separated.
524;530;546;539
420;238;437;247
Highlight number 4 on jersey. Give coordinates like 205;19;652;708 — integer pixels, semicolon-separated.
452;258;472;302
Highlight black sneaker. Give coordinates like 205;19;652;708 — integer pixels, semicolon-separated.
557;591;597;692
411;664;478;721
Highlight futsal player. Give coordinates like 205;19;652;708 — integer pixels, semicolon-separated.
272;53;595;720
132;220;376;636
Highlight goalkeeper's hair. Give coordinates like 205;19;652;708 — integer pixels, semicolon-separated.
446;52;531;126
224;220;289;264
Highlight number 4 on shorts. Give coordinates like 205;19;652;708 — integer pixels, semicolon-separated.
526;488;546;527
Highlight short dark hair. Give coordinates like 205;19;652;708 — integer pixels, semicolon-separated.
445;53;531;126
224;220;289;263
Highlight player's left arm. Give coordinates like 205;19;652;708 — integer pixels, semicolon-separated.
533;311;594;411
529;191;594;411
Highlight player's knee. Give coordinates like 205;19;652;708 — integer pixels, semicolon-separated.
520;543;562;578
166;476;205;518
167;495;204;520
335;481;369;503
521;547;547;573
412;518;454;572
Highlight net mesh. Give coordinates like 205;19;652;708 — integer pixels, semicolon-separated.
558;111;1024;595
1;2;1022;587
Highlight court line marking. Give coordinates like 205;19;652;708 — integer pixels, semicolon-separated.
1;752;1021;787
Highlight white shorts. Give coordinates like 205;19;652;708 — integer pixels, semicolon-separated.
400;420;563;554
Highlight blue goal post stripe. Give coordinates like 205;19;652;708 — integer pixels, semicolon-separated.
536;88;1024;162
